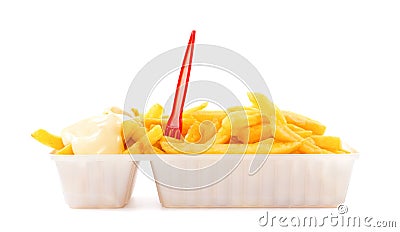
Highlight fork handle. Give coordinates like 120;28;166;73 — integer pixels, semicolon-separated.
168;30;196;129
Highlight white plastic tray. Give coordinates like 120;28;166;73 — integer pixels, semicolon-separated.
150;154;358;208
51;155;138;208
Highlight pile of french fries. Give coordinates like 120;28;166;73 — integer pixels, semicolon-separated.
123;93;350;155
32;92;349;155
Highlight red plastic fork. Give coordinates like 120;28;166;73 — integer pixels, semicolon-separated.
164;30;196;139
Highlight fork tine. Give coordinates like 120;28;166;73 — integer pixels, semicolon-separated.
175;129;181;139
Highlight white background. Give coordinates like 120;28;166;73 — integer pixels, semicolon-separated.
1;0;400;231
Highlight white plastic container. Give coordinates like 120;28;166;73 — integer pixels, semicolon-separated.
151;154;358;208
52;155;138;208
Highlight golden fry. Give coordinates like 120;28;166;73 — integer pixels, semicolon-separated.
160;141;273;154
55;144;74;155
125;125;163;154
215;116;231;144
287;123;305;132
143;117;195;136
185;122;201;143
311;135;342;151
312;135;341;149
275;125;303;142
143;117;164;128
122;120;146;142
227;111;264;137
321;149;334;154
152;146;165;154
197;121;217;143
298;137;323;154
270;141;301;154
247;92;286;125
31;129;65;150
295;130;313;138
182;102;208;117
189;110;227;123
142;125;163;145
282;111;326;135
131;108;139;117
237;124;273;144
227;106;258;113
145;104;163;119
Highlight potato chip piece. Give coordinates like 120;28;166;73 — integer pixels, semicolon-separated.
282;111;326;135
311;135;342;151
55;144;74;155
145;104;163;119
31;129;65;150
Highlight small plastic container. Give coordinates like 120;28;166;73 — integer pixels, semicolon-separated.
151;153;358;208
52;155;138;208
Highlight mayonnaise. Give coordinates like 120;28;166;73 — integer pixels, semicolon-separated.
61;111;124;154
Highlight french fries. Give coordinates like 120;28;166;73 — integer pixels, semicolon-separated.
160;141;273;154
182;102;208;116
55;144;74;155
124;125;163;154
144;104;163;119
282;111;326;135
128;92;345;154
271;141;301;154
187;110;227;123
33;93;350;155
311;135;342;151
32;129;65;150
